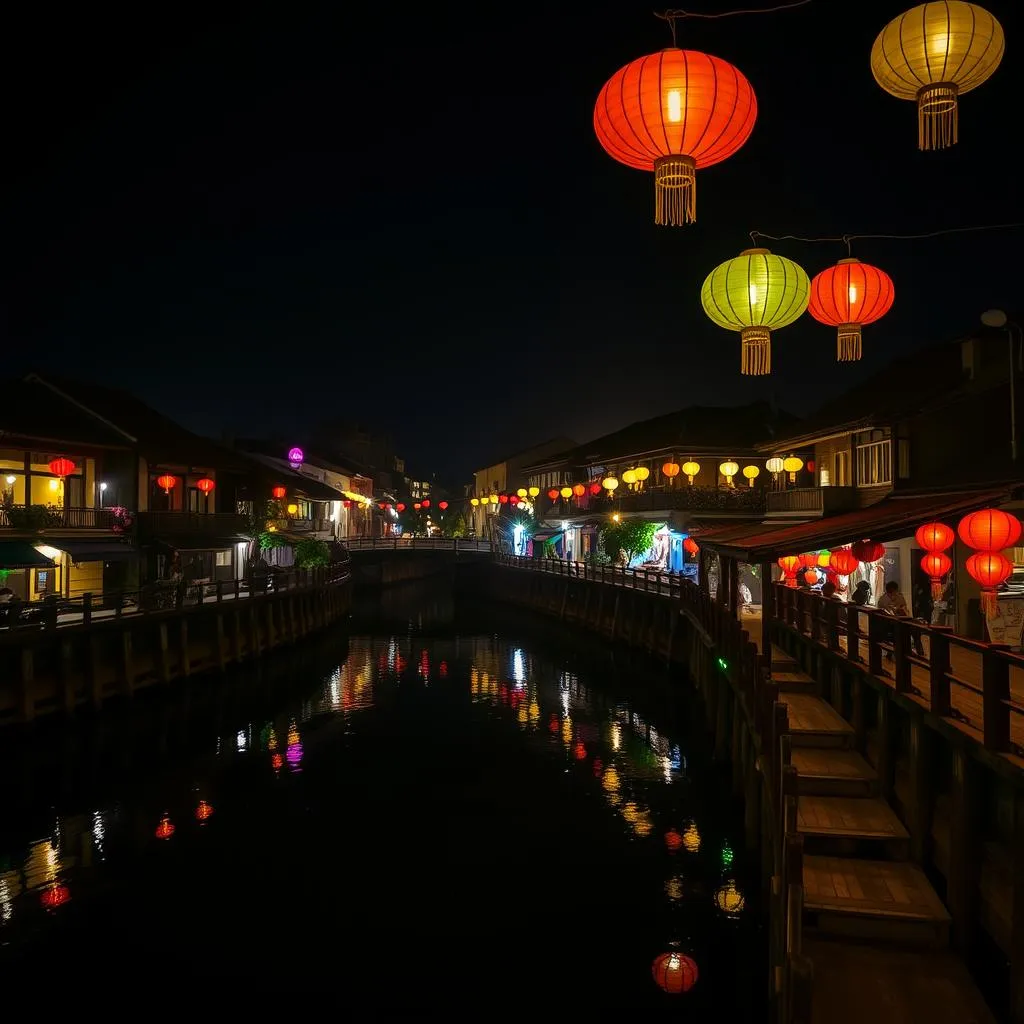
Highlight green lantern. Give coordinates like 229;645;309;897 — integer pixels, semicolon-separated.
701;247;810;376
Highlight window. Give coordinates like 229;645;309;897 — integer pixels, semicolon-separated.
855;439;892;487
215;551;231;567
833;451;849;487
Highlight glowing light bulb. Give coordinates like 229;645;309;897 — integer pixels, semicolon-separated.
666;88;682;123
4;475;14;485
749;283;758;306
929;32;949;58
849;284;858;305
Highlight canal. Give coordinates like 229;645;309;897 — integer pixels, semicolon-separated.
0;582;762;1010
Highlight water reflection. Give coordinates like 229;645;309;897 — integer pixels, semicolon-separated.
0;619;756;1007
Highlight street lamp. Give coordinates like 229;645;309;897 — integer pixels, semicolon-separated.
980;309;1021;461
99;481;108;508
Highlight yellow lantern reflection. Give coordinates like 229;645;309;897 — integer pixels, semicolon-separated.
517;703;528;725
681;460;700;484
561;717;573;744
602;766;621;792
610;721;622;751
664;875;685;901
682;821;701;853
715;879;745;915
528;700;540;724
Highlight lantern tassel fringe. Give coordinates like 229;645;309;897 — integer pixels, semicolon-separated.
930;580;944;600
837;325;862;362
917;83;958;151
741;327;771;376
654;154;696;226
980;589;999;618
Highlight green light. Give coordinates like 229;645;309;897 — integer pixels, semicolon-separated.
717;657;728;671
722;842;734;868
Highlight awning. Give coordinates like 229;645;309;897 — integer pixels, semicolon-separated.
55;541;138;563
695;488;1015;563
155;536;243;552
532;530;564;542
0;541;56;569
293;478;345;501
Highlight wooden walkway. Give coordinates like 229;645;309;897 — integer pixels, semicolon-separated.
770;656;992;1024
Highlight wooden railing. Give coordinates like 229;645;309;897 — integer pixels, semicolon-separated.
136;511;250;536
773;583;1024;759
0;562;351;633
496;553;685;596
345;537;491;552
0;505;125;530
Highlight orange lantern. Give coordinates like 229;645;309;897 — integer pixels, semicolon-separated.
48;457;77;479
413;502;422;511
965;551;1012;615
778;554;800;587
572;483;586;498
829;548;859;576
803;568;819;585
808;258;895;362
594;48;757;226
196;477;215;495
663;461;681;481
683;537;699;556
271;485;287;499
851;539;885;563
547;488;560;501
156;474;177;495
958;508;1022;552
916;521;955;553
651;951;699;994
921;552;953;599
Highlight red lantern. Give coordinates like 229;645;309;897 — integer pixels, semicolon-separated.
958;508;1022;552
664;829;684;853
547;489;560;501
803;568;819;585
422;499;430;509
798;552;819;569
594;48;757;226
155;814;175;840
343;499;352;508
921;552;953;600
850;539;885;563
651;951;699;994
572;483;586;498
438;500;448;510
272;485;287;499
396;502;406;512
829;548;859;576
509;496;520;506
156;474;177;495
413;503;422;511
915;521;955;553
196;477;215;495
778;555;800;587
965;551;1012;615
195;799;214;822
589;482;602;496
48;457;76;479
808;257;895;362
806;459;816;473
498;495;508;504
683;537;699;556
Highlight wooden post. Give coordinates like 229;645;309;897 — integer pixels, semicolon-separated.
981;643;1011;752
82;592;93;627
874;691;894;799
728;557;740;617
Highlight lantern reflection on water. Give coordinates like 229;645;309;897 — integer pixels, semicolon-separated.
715;879;746;916
664;876;685;902
602;766;620;792
652;951;699;994
664;829;684;853
155;814;175;840
40;883;71;910
195;800;214;822
682;822;701;853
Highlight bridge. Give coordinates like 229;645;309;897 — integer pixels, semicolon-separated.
343;537;490;552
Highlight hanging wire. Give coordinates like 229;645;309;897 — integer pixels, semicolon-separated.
750;222;1024;257
655;1;813;44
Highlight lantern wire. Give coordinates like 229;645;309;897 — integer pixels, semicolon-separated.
750;222;1024;257
655;1;813;44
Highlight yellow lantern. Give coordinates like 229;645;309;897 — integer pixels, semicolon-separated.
528;486;539;497
701;248;810;375
782;456;804;482
682;821;701;853
766;456;784;477
742;465;760;487
681;460;700;484
470;497;480;506
621;469;637;487
286;503;298;515
715;880;745;915
817;551;832;569
489;493;498;504
517;488;527;498
662;461;680;482
635;468;650;489
718;461;739;486
871;2;1004;151
560;486;573;499
602;476;619;494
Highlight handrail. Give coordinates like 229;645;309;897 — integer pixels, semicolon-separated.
343;537;492;552
773;583;1024;759
495;553;686;596
0;562;351;635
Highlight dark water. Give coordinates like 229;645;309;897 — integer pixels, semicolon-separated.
0;584;762;1011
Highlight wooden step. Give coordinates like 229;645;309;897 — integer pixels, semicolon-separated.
797;795;910;858
791;749;878;797
778;693;854;749
771;668;819;695
803;856;951;948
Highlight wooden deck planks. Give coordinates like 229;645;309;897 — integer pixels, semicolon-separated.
792;748;877;783
798;795;909;841
779;693;855;739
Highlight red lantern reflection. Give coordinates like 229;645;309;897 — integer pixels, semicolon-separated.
155;814;175;840
439;660;448;678
664;829;684;852
548;714;559;734
573;740;587;760
195;799;215;822
40;883;71;909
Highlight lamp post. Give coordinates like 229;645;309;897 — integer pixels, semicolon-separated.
981;309;1021;461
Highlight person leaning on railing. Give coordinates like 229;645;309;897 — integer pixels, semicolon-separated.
877;580;926;658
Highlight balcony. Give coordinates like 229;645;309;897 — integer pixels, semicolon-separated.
765;487;857;517
0;505;126;532
137;511;250;538
578;486;765;517
266;517;333;539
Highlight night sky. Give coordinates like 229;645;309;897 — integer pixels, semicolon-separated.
4;1;1021;481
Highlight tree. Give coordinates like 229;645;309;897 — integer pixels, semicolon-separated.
242;499;275;574
440;511;468;538
295;538;330;568
601;520;657;567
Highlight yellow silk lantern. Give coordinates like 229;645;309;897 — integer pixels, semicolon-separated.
782;456;804;482
517;488;527;498
742;465;760;487
286;503;298;515
560;486;573;499
470;497;480;506
489;493;498;504
766;456;784;477
681;461;700;484
528;486;539;497
719;461;739;486
871;2;1004;151
621;469;637;486
602;476;619;494
635;467;650;482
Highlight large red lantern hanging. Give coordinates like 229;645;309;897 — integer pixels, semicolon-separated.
651;951;699;994
778;554;801;587
547;488;560;501
683;537;699;556
850;539;885;563
156;474;177;495
594;48;757;226
958;508;1022;552
921;551;953;599
48;457;77;479
916;521;955;553
829;548;859;576
808;258;895;362
965;551;1012;615
196;477;215;495
271;485;287;499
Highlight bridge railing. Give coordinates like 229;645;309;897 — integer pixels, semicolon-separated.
496;553;684;596
343;537;491;552
773;582;1024;760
